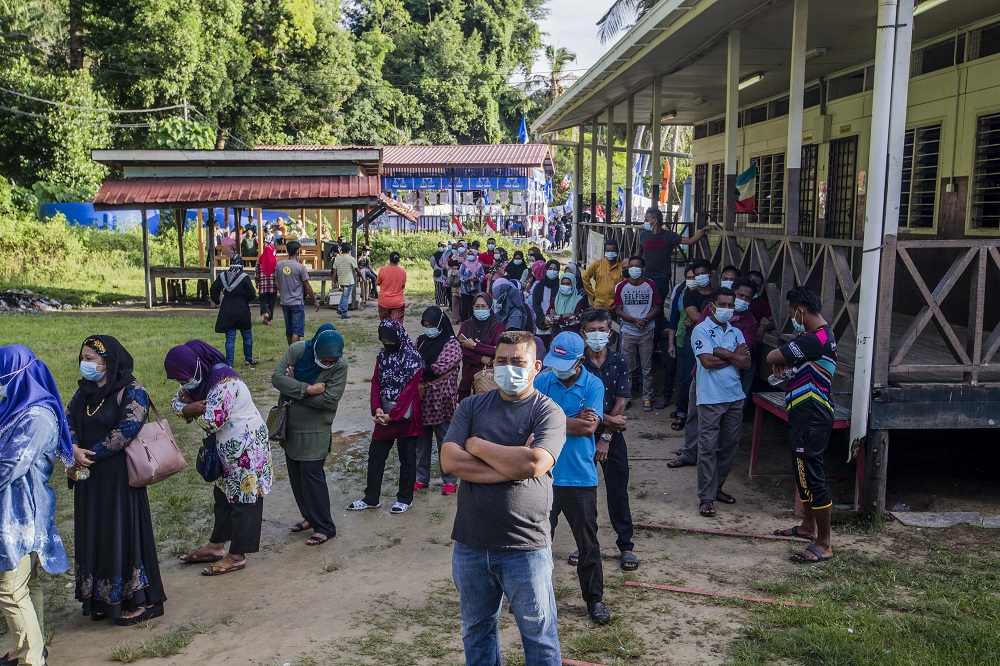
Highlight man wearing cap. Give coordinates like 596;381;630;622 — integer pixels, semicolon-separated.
534;331;611;625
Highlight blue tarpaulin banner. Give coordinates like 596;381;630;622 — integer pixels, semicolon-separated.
382;176;529;191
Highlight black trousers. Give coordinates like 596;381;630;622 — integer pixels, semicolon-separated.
460;293;474;322
364;437;418;506
790;426;833;510
259;292;277;320
209;486;263;554
285;455;337;537
550;485;603;603
599;432;635;553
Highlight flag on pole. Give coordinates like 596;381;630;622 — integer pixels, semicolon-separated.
632;155;645;198
518;114;530;144
617;186;625;216
735;163;758;213
565;184;574;213
451;216;466;236
659;160;671;206
545;179;553;202
560;172;571;190
485;215;497;232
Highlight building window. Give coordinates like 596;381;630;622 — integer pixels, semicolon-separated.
694;123;708;140
827;68;866;102
969;20;1000;60
971;112;1000;230
745;153;785;225
769;97;790;119
899;124;941;229
803;85;821;109
710;163;725;221
745;104;768;125
911;37;963;77
708;118;725;136
800;144;818;237
694;164;708;214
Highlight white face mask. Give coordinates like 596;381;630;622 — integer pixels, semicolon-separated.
546;269;559;280
0;359;35;402
494;364;533;395
735;298;751;313
791;309;806;333
585;331;609;352
553;365;578;380
487;244;496;251
559;285;574;295
423;327;441;338
713;305;735;324
721;280;734;290
686;279;697;290
695;274;711;288
494;253;501;261
628;267;643;279
513;259;523;265
643;222;653;232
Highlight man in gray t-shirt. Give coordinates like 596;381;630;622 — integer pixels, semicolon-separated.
274;241;319;344
443;330;565;666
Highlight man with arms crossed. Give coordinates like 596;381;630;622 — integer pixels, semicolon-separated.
442;330;567;665
768;286;838;563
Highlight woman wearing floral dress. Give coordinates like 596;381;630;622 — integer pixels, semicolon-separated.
413;307;462;495
165;340;273;576
68;335;167;625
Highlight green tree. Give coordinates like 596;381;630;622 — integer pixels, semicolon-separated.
528;45;576;107
596;0;656;44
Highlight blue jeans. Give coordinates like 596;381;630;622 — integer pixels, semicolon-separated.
338;283;354;315
282;304;305;338
452;542;561;666
224;328;253;366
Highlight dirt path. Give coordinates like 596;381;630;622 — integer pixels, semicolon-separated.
43;301;883;665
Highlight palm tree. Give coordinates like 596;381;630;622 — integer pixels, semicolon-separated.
528;45;577;107
596;0;657;44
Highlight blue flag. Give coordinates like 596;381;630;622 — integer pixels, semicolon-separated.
545;179;553;202
518;114;529;144
617;186;625;216
633;155;645;198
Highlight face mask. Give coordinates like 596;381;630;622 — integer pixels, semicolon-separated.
80;361;106;382
513;259;523;265
474;309;491;320
695;274;711;288
183;378;201;391
605;251;617;261
494;253;501;261
546;269;559;280
735;298;751;313
585;331;609;352
315;358;338;370
791;310;806;333
423;327;441;338
487;244;496;251
494;364;533;395
686;279;697;290
553;366;578;380
0;359;35;402
383;343;401;353
628;267;643;279
466;255;476;262
643;222;653;232
559;285;574;295
721;280;734;289
713;305;735;324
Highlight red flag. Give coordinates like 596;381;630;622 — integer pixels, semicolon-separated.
485;215;497;232
452;216;466;236
660;161;671;206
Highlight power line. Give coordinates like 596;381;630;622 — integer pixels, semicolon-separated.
0;103;154;128
0;85;186;114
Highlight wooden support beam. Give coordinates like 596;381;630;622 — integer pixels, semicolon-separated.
862;429;889;516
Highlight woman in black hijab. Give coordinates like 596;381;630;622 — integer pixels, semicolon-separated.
531;259;562;349
68;335;166;626
414;306;462;494
503;250;529;285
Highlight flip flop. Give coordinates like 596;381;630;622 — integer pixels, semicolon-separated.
670;418;686;431
716;490;737;504
179;551;223;564
290;521;311;533
699;502;716;518
773;526;816;540
620;552;639;571
567;550;579;566
306;534;333;546
201;561;247;576
790;545;832;564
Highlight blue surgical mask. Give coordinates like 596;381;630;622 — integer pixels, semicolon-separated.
713;305;734;324
80;361;105;382
559;285;574;295
513;259;523;265
735;298;751;313
643;222;653;232
473;309;490;321
467;255;476;262
605;251;617;261
423;327;441;338
546;269;559;280
487;244;496;251
494;364;533;395
721;280;734;289
628;267;643;279
686;279;697;290
695;274;711;288
553;365;578;380
791;310;806;333
183;378;201;391
494;253;501;261
585;331;609;352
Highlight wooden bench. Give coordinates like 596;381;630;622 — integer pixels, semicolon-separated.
150;265;333;306
748;392;852;480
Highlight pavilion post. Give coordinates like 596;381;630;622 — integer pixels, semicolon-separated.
784;0;808;235
605;104;615;227
572;124;584;264
335;209;342;238
317;209;323;241
197;208;205;267
351;210;359;310
141;209;152;309
223;207;229;235
590;116;598;225
625;96;635;227
650;76;662;207
723;30;740;232
256;207;263;232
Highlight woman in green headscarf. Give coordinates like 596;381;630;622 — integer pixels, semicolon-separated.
270;323;347;546
551;271;585;336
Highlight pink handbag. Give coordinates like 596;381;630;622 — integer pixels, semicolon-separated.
125;400;188;487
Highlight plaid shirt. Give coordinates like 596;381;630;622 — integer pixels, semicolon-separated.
255;268;276;294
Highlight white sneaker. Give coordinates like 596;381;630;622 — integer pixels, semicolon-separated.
346;500;383;511
390;502;410;514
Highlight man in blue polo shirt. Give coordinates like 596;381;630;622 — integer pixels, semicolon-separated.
534;331;610;625
691;287;751;519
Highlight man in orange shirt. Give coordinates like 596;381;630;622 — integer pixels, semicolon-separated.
376;251;407;323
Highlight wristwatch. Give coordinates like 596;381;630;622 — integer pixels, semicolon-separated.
601;433;613;442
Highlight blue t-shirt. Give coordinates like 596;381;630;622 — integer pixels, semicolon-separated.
533;368;605;487
692;318;746;405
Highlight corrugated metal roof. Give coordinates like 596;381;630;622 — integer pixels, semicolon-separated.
255;144;554;173
379;195;418;221
93;176;382;210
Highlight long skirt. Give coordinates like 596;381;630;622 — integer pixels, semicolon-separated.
74;452;167;619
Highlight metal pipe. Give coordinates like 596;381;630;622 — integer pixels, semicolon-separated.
785;0;808;236
849;0;913;452
606;105;615;225
590;116;598;223
650;77;662;206
626;96;635;226
573;125;584;263
724;29;740;231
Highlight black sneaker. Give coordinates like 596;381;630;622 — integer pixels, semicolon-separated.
587;600;611;625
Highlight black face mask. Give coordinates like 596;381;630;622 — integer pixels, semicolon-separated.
383;343;401;353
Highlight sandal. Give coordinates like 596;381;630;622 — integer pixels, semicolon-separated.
699;501;716;518
667;457;694;469
290;520;311;533
201;560;246;576
773;526;816;540
306;534;332;546
567;550;579;566
670;417;686;431
620;552;639;571
716;490;737;504
179;549;224;564
790;545;832;564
